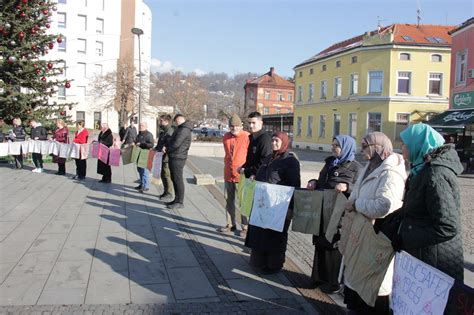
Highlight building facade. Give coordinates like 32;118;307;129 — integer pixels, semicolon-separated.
47;0;153;134
293;24;454;151
244;67;295;115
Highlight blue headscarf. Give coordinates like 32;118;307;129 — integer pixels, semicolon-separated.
330;135;356;168
400;123;445;177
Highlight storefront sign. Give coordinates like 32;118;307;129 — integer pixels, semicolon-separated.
443;110;474;123
453;91;474;109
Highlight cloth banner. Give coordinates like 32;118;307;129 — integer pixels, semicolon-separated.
137;149;149;169
147;150;156;171
0;143;8;157
98;143;109;164
239;177;257;218
80;144;89;159
322;189;338;231
249;182;294;232
90;142;100;158
341;212;394;307
20;141;29;154
292;189;323;235
58;142;71;158
8;142;21;155
131;145;141;164
48;141;59;156
325;192;348;242
444;281;474;315
40;141;51;154
151;152;163;179
29;140;42;154
121;146;133;165
391;251;454;315
109;148;121;167
69;143;81;159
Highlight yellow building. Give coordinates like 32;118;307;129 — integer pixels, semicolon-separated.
293;24;455;151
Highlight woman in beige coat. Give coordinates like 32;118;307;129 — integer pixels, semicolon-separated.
343;132;407;315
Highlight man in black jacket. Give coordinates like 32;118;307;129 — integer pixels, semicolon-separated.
135;121;154;193
29;119;48;173
239;112;273;178
155;114;175;200
120;121;138;148
162;114;192;209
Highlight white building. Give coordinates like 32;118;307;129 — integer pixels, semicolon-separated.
47;0;154;135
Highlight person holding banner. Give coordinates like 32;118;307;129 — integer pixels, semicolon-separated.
52;119;69;175
96;123;113;183
72;120;88;180
342;132;407;315
134;122;154;193
381;124;464;282
29;119;48;173
245;132;300;274
307;135;360;294
155;114;175;200
8;118;26;169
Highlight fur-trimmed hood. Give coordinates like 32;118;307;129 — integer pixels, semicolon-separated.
424;144;464;176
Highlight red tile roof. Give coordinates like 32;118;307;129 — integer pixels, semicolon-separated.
245;67;294;88
295;24;456;68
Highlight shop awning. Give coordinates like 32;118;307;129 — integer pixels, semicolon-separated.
428;109;474;133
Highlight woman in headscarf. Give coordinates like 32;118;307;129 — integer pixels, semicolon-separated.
308;135;361;293
381;123;464;282
52;119;69;175
96;123;113;183
245;132;301;274
342;132;407;315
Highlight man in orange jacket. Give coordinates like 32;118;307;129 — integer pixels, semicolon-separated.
218;114;250;237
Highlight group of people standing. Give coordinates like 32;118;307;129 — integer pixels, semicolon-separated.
220;113;464;315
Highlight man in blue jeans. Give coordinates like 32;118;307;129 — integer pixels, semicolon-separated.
135;122;154;193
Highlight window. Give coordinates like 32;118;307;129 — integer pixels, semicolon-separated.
77;86;86;100
456;50;467;85
58;86;66;99
319;115;326;138
275;108;281;114
277;92;283;101
297;86;303;102
95;41;103;56
309;68;314;75
77;38;86;53
350;73;359;95
263;107;269;115
307;116;313;137
336;60;341;68
77;62;86;77
426;37;446;43
265;90;270;100
431;54;442;62
288;92;293;102
400;53;411;60
308;83;314;101
351;56;358;64
299;71;303;78
78;14;87;31
58;37;67;52
296;117;302;137
368;71;383;93
76;111;85;122
368;112;382;132
402;35;413;41
58;61;66;76
334;77;342;97
395;113;410;140
429;73;442;95
322;64;327;72
333;114;341;137
96;18;104;34
397;71;411;94
320;80;327;99
94;112;101;130
58;12;66;28
94;64;103;76
349;113;357;138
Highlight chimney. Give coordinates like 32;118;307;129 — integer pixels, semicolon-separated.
269;67;275;76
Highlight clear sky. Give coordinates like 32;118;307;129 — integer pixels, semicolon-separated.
143;0;474;78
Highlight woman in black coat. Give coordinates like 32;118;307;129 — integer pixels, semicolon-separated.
308;135;361;294
97;123;114;183
9;118;26;169
245;132;301;274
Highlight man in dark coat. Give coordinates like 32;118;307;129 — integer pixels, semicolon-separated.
239;111;272;179
155;114;175;200
162;114;192;209
97;123;114;183
29;119;48;173
135;121;154;193
120;121;137;148
9;118;26;169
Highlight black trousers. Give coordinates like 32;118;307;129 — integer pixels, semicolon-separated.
57;162;66;174
169;158;186;204
75;159;87;178
32;153;43;168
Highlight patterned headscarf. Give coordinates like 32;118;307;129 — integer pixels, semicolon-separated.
362;132;393;161
330;135;356;168
272;132;289;155
400;123;445;177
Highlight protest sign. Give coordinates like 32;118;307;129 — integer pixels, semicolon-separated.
239;178;256;218
90;142;100;158
151;152;163;179
137;149;149;168
8;142;21;155
69;143;81;159
249;182;294;232
98;143;109;164
131;145;140;164
391;251;454;315
80;144;89;159
121;146;133;164
292;189;323;235
108;148;121;166
444;281;474;315
0;143;8;157
40;140;51;154
325;193;347;242
147;150;156;171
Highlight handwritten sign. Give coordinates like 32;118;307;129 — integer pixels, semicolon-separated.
391;251;454;315
445;281;474;315
239;177;256;218
292;189;323;235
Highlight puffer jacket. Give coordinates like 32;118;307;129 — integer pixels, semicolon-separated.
345;153;407;296
135;130;154;149
167;120;193;160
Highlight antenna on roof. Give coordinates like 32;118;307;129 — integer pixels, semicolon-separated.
416;0;422;27
377;16;386;33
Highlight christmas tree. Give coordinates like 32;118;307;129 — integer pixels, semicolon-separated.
0;0;72;126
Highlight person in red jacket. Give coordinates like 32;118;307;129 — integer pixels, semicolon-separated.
72;120;88;180
217;114;250;237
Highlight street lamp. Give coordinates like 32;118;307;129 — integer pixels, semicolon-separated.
131;27;144;126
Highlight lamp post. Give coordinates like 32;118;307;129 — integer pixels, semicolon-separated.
131;27;144;126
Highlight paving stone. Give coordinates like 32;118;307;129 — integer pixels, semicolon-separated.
44;261;91;289
9;251;59;276
160;246;199;269
29;233;68;252
37;288;86;305
130;283;175;304
167;267;217;300
0;274;49;305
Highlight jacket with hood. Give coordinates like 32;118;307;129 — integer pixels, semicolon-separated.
166;120;193;160
155;124;175;162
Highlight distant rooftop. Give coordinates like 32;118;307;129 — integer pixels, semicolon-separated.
245;67;294;88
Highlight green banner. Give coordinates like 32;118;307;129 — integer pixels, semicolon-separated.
453;91;474;109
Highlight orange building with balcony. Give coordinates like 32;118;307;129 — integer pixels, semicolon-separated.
244;67;295;115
